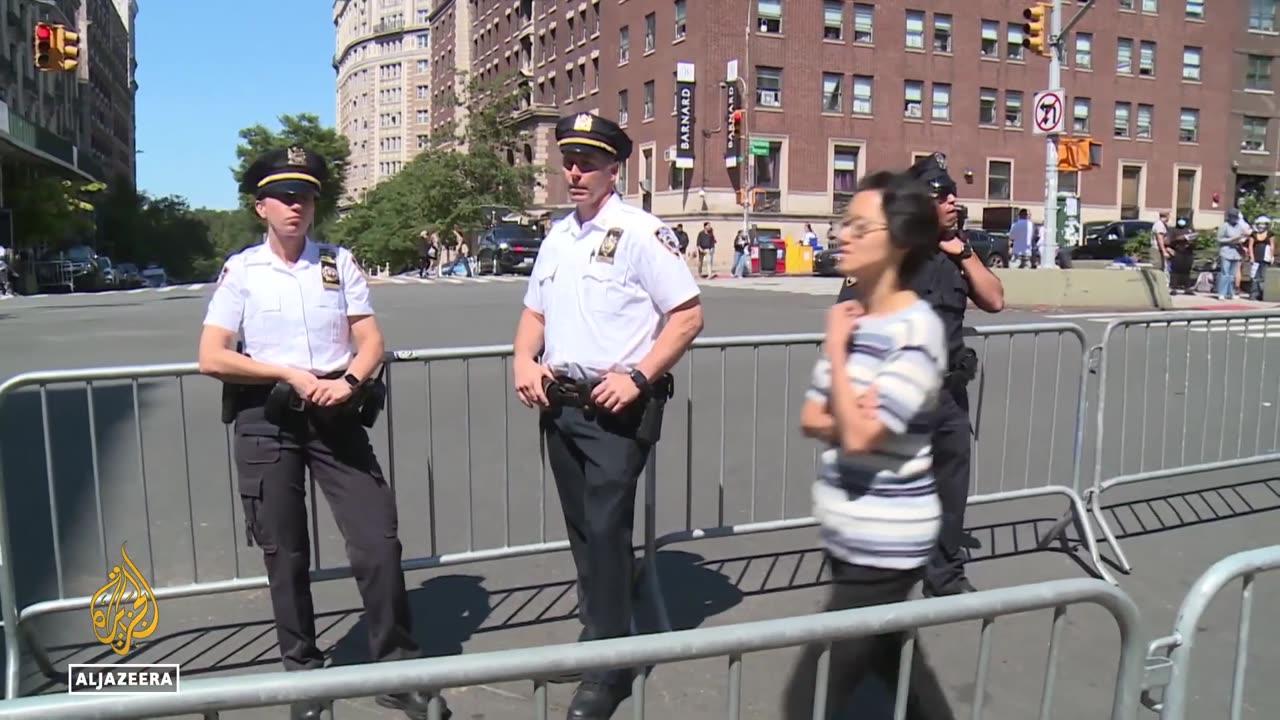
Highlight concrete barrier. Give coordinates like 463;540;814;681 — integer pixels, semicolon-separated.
995;267;1173;310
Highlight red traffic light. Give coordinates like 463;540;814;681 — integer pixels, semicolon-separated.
35;24;51;40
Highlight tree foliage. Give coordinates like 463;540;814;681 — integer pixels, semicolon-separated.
1;162;103;248
331;72;543;270
94;184;218;281
232;113;352;226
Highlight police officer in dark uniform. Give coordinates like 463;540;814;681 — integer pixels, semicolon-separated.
836;153;1005;596
199;147;450;720
513;113;704;719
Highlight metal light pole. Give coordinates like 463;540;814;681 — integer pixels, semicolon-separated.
1041;0;1062;268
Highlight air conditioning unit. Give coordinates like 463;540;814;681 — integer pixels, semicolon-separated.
663;146;678;162
759;90;780;107
906;103;922;118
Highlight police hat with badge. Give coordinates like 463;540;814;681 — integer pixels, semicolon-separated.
239;146;330;199
909;152;957;199
555;112;633;162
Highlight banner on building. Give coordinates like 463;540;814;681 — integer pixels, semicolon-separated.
675;62;695;170
725;76;741;169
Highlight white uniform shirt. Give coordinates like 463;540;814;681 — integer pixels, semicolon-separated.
203;238;374;374
523;193;700;379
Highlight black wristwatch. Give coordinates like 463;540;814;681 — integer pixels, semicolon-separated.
955;240;974;260
343;373;362;389
629;369;651;395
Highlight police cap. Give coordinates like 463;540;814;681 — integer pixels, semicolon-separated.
909;152;957;198
555;112;633;162
239;146;329;198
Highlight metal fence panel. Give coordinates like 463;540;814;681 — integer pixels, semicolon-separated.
1087;311;1280;576
0;578;1145;720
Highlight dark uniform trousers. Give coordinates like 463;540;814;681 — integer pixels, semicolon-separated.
540;399;650;687
234;398;419;671
924;388;973;592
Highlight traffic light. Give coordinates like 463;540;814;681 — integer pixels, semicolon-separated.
33;22;55;70
1021;3;1052;58
54;25;80;71
1056;138;1102;171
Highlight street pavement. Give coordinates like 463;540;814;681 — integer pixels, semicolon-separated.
0;278;1278;719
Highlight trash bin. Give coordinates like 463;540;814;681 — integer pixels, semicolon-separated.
758;243;778;273
750;245;761;274
774;240;787;274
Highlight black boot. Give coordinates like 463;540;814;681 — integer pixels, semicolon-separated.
375;690;451;720
566;681;630;720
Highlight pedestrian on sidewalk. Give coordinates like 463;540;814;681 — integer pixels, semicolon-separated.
786;169;955;720
696;221;716;276
1248;215;1273;301
1216;208;1250;299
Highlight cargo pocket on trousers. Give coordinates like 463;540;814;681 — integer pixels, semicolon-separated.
237;432;280;552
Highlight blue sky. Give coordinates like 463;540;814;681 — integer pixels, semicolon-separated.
134;0;337;210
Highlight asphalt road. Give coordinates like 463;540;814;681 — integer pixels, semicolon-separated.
0;277;1277;720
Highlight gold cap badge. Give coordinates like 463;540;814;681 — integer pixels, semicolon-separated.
287;146;308;166
573;114;594;133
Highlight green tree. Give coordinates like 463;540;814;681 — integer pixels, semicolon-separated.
1238;192;1280;226
233;113;351;225
1;161;101;249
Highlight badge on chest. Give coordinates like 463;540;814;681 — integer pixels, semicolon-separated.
318;246;342;291
595;228;623;264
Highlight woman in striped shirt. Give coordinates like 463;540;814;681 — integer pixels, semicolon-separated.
783;170;956;719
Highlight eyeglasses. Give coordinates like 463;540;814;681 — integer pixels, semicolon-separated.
840;222;888;238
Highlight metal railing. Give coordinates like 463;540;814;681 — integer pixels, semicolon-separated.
0;579;1145;720
1086;310;1280;576
0;327;1100;698
1142;544;1280;720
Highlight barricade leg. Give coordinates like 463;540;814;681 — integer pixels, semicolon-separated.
1086;485;1135;575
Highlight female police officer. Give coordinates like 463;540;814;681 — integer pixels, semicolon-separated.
512;113;704;720
197;146;449;720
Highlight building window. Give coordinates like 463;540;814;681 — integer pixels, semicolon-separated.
904;80;924;118
674;0;687;40
824;1;843;40
1248;0;1277;31
1114;102;1131;137
1117;38;1133;74
832;145;859;213
754;140;783;192
1074;33;1092;68
619;26;630;63
905;10;925;49
852;75;873;114
1073;97;1091;133
640;80;653;119
1120;165;1142;219
988;160;1012;201
1120;0;1135;8
933;14;952;52
1138;41;1156;76
645;13;656;52
1242;116;1269;151
756;66;783;107
592;57;600;91
1136;104;1153;139
618;90;629;125
979;87;998;124
1005;90;1023;127
822;73;843;112
1007;22;1025;60
617;155;628;195
1179;108;1199;143
1143;0;1158;12
1246;55;1273;90
980;20;999;57
758;0;782;33
1182;47;1202;81
1176;168;1197;220
1186;0;1205;19
853;3;873;42
931;83;951;121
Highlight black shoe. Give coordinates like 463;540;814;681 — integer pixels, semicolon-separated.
547;628;591;684
289;701;325;720
566;682;630;720
375;690;451;720
924;577;977;597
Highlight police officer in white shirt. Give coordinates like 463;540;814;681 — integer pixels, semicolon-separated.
197;146;450;720
512;113;704;720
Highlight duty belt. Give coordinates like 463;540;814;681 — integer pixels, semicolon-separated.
543;373;674;410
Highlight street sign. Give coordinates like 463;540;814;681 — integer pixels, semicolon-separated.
749;139;770;157
1033;89;1065;135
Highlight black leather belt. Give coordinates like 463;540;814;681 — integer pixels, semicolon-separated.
543;376;601;408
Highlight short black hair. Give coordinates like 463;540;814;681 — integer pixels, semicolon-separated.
854;170;941;277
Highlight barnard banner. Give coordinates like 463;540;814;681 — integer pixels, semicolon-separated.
675;62;695;170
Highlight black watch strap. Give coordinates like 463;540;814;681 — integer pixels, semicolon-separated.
629;369;651;394
343;373;362;388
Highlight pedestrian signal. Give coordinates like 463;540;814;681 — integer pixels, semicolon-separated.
1056;138;1102;172
55;26;80;72
33;22;54;70
1021;4;1052;58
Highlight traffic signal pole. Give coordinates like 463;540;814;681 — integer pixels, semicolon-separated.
1041;0;1062;268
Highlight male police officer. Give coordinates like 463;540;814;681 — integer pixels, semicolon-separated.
198;147;449;720
836;153;1004;597
512;113;704;719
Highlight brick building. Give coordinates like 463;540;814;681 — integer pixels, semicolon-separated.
1230;0;1278;202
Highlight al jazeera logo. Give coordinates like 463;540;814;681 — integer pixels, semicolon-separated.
68;543;180;694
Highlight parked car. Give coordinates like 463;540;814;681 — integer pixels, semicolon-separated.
473;222;543;275
968;229;1011;268
141;264;168;287
35;244;105;292
1073;220;1153;260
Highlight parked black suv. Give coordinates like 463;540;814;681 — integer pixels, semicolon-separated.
474;223;543;275
1073;220;1154;260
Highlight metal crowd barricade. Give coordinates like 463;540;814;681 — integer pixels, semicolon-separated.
1141;544;1280;719
0;326;1100;699
659;323;1109;583
1086;310;1280;577
0;578;1145;720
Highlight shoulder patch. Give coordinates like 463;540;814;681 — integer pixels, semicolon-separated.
655;226;682;257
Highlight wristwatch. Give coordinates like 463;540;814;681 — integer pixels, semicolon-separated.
343;373;362;389
955;238;974;260
629;369;651;395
